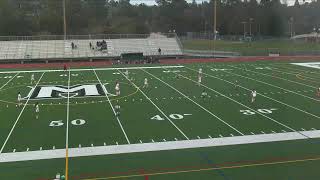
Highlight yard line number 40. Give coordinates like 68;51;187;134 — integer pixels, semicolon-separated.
151;113;192;121
240;108;277;115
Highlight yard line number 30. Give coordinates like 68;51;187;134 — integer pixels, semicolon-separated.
240;108;277;115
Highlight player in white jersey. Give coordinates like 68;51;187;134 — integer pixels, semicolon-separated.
197;75;202;86
143;78;148;88
124;69;129;78
114;100;120;117
251;89;257;103
35;102;40;119
31;74;35;84
17;92;22;107
115;81;120;96
199;68;203;76
201;89;208;98
234;80;239;90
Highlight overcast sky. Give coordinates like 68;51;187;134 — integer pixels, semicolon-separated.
129;0;311;6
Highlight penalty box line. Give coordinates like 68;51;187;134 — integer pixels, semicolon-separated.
0;65;185;74
117;69;190;140
0;72;46;154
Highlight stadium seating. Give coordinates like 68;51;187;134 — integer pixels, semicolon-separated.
0;35;183;60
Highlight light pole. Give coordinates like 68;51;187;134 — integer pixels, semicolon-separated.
249;18;254;36
289;17;294;38
63;0;67;40
212;0;217;58
241;21;247;39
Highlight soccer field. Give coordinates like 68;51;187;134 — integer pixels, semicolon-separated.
1;61;320;179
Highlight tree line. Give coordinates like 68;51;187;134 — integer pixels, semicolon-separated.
0;0;320;37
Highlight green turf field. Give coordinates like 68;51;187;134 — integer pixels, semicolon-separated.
182;39;320;55
1;61;320;179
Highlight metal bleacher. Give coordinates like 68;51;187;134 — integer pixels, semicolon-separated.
0;33;183;61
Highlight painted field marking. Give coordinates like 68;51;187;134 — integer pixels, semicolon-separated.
0;73;19;90
233;65;316;89
65;70;71;180
0;72;45;154
273;65;319;82
93;69;131;144
274;64;320;78
270;66;320;81
193;66;320;122
184;67;309;138
2;129;320;163
142;68;244;136
0;65;185;74
118;69;189;140
223;70;320;103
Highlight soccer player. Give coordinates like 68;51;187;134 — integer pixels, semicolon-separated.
31;73;35;84
17;92;22;107
35;102;40;119
198;68;203;77
115;81;120;96
251;89;257;103
143;78;148;88
124;69;129;78
317;87;320;97
201;89;208;98
197;74;202;86
114;101;120;117
63;64;67;71
234;80;239;90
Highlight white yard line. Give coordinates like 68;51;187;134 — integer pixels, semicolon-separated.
291;62;320;70
142;69;244;136
0;73;19;90
223;70;320;103
0;65;184;74
1;129;320;163
93;69;131;144
233;65;317;89
190;66;320;120
179;67;309;138
65;70;71;157
118;69;189;140
270;67;319;81
272;64;319;74
0;72;45;153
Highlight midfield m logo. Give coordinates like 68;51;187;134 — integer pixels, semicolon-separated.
28;84;113;99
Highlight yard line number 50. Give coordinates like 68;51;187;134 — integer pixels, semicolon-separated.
49;119;86;127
